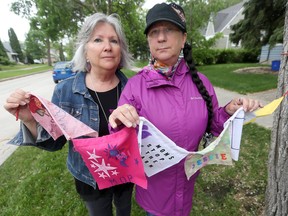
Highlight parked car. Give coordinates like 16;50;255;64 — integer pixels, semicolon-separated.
33;59;42;64
52;61;76;83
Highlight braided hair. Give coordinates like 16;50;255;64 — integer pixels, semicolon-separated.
183;43;214;139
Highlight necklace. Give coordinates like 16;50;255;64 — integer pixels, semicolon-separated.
91;77;119;124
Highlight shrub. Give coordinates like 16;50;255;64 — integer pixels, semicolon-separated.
193;48;259;65
239;49;259;63
0;57;11;65
193;49;220;65
216;49;237;64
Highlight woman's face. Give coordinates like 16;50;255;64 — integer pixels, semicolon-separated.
147;21;187;66
86;22;121;73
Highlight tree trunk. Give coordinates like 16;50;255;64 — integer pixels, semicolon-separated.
46;38;52;66
265;2;288;215
59;42;65;61
107;0;112;15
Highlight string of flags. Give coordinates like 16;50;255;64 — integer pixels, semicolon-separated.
21;92;286;189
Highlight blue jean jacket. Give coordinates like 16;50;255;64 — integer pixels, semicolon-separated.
9;70;128;189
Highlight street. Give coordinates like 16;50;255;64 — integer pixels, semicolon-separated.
0;71;55;165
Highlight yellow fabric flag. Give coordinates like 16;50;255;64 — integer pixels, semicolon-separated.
255;96;284;117
244;95;284;124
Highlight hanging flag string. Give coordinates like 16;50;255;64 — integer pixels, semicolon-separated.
19;93;285;185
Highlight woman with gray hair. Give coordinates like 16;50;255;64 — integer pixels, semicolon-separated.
4;12;133;216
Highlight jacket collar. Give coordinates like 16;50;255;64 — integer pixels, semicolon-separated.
141;58;189;88
71;70;128;95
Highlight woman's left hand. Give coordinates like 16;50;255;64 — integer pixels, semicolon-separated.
109;104;139;129
225;98;263;115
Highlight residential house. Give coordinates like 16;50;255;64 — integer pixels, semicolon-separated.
259;43;283;64
203;1;246;49
42;48;61;64
203;1;283;64
3;41;19;62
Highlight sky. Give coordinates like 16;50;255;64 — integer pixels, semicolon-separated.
0;0;165;43
0;0;30;42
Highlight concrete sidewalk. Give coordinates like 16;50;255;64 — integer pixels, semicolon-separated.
215;87;277;129
0;84;276;167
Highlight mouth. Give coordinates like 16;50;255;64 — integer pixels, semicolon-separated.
157;47;169;51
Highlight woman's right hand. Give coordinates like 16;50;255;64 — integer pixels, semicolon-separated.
3;89;34;124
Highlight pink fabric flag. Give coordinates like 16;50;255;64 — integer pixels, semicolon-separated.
29;94;98;140
72;127;147;190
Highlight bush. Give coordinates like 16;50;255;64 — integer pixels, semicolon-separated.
0;57;11;65
216;49;237;63
239;49;259;63
193;48;259;65
193;49;220;65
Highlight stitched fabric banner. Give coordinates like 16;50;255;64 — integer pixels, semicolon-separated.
184;122;233;180
73;127;147;190
184;108;244;179
229;108;245;161
137;117;190;177
28;94;98;140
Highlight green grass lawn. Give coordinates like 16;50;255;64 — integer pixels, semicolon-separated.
126;62;277;94
0;64;52;79
0;62;273;215
198;63;277;94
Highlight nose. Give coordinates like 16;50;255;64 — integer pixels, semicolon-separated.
103;41;112;51
157;29;167;42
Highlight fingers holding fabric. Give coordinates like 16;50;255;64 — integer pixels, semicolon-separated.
5;89;30;108
109;104;140;129
4;89;33;122
239;98;263;112
225;97;263;115
4;89;29;110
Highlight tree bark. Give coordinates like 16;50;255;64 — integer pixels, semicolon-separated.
46;38;52;66
265;1;288;215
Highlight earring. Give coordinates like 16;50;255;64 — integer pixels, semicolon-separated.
86;60;91;72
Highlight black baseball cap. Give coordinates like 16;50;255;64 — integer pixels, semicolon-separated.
144;3;186;34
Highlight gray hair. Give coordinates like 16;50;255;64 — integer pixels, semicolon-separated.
72;13;133;72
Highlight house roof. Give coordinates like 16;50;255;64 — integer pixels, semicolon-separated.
214;1;245;33
3;41;15;53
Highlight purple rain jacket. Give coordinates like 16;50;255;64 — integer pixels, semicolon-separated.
118;58;231;216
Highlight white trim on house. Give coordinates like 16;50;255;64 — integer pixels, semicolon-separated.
219;7;244;33
202;1;246;49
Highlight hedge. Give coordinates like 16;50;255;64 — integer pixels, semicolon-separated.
193;48;259;65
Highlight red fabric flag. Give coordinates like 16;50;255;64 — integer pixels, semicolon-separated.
72;127;147;190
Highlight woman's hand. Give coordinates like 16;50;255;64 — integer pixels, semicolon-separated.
225;98;263;115
3;89;34;124
109;104;140;128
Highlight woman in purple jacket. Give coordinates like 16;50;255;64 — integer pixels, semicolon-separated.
109;3;262;216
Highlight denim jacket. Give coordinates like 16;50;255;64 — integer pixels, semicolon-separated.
9;70;128;189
